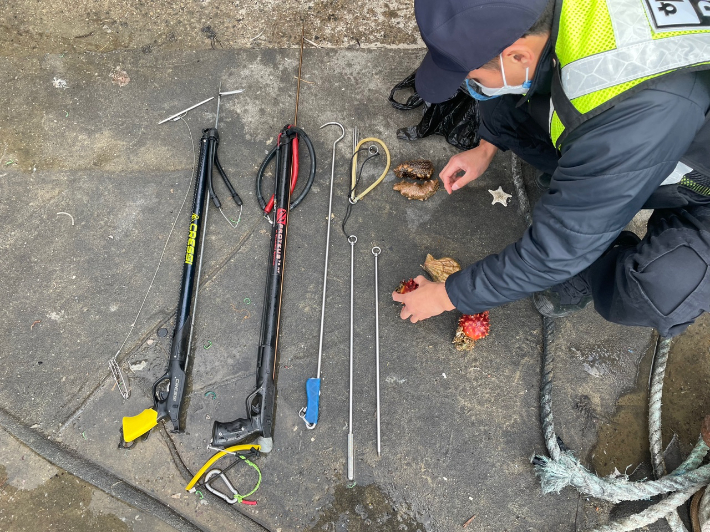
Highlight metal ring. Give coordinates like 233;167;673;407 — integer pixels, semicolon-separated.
348;197;356;205
372;246;381;256
368;145;379;156
348;235;357;245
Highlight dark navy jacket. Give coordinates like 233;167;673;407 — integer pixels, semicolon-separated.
444;41;710;314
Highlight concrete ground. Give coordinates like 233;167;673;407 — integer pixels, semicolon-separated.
1;3;709;532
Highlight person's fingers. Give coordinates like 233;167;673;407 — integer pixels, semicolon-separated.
451;170;477;191
439;173;455;195
440;175;453;195
439;158;463;195
400;303;412;320
439;156;460;180
413;275;428;285
392;290;404;303
401;303;418;323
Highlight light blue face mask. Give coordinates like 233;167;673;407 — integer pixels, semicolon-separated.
465;54;532;101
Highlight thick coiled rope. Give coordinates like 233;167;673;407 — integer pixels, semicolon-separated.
532;321;710;530
510;154;710;532
649;337;688;532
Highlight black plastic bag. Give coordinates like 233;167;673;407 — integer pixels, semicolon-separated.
389;71;480;151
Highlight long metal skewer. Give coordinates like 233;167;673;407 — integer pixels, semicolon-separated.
294;25;305;127
347;234;357;481
214;81;223;128
318;122;345;377
158;97;214;125
372;246;382;456
299;122;345;429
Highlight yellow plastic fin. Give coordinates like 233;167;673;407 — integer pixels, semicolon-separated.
185;444;261;491
122;408;159;443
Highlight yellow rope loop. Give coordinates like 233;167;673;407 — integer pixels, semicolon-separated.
350;137;391;203
185;444;261;491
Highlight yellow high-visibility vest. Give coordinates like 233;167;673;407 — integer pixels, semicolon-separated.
550;0;710;148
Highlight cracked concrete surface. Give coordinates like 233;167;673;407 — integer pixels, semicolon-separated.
1;3;708;532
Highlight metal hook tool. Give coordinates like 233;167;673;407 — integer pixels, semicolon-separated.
300;122;345;429
347;234;357;480
372;246;382;456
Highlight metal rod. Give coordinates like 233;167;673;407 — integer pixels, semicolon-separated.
298;124;344;430
158;97;214;124
294;25;305;127
372;246;382;456
316;123;345;378
214;81;222;129
347;234;357;480
299;123;345;429
214;84;243;130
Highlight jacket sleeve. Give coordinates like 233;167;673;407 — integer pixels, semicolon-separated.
477;98;511;151
477;96;520;150
445;72;710;314
478;95;560;175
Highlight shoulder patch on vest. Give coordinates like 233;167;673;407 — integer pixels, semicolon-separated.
642;0;710;32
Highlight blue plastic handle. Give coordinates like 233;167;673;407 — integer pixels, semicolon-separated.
304;378;321;425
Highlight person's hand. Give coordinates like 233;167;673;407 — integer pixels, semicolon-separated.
439;139;498;194
391;275;456;323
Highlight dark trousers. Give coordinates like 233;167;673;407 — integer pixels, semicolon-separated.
498;115;710;337
583;207;710;337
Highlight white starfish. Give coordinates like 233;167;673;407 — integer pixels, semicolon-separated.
489;186;512;207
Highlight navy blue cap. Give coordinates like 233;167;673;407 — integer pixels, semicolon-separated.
414;0;549;103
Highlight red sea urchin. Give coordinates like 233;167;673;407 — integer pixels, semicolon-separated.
395;278;420;294
453;311;490;351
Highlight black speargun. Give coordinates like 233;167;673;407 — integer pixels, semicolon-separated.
211;27;316;451
120;86;242;446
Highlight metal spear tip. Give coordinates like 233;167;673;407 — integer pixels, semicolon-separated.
219;89;244;96
158;96;215;125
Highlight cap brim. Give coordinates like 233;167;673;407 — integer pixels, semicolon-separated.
415;51;468;104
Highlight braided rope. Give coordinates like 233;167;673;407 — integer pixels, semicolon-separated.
509;154;709;530
539;316;560;461
649;337;672;478
589;487;698;532
648;337;688;532
534;443;710;503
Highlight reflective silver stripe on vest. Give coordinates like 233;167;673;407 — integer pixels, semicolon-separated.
561;33;710;100
606;0;652;48
661;161;693;186
559;0;710;101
